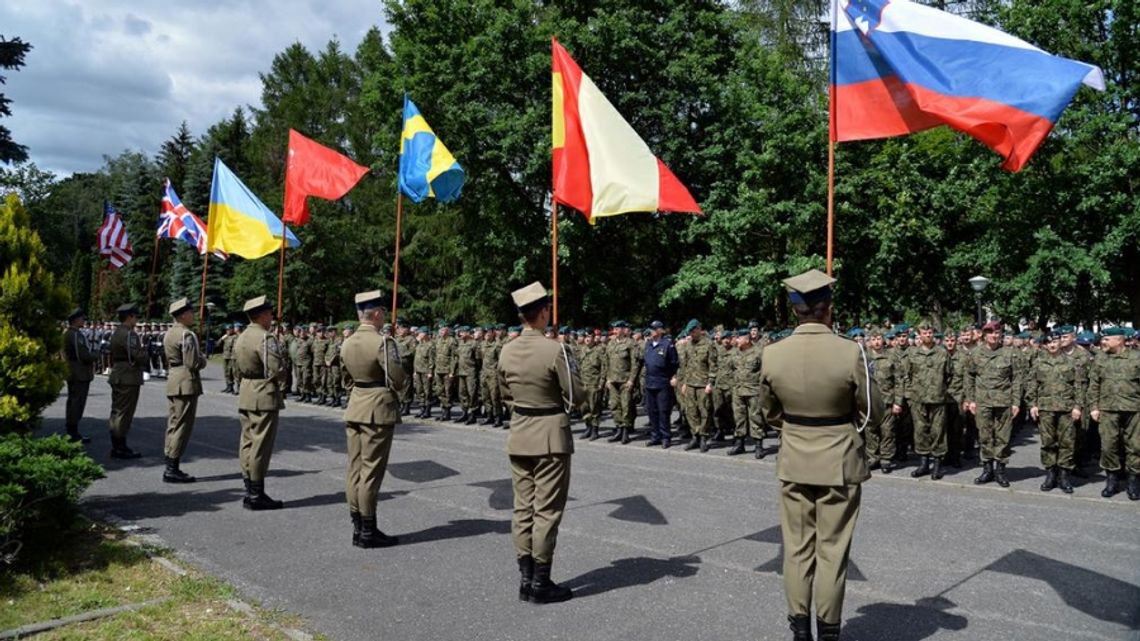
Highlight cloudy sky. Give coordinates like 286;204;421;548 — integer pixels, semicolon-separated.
2;1;386;176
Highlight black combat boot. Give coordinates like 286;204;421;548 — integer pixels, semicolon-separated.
881;460;896;474
244;481;284;511
588;423;600;440
162;457;196;483
350;511;362;547
482;412;496;426
223;383;234;394
788;614;813;641
517;555;535;602
528;562;572;604
465;411;478;425
684;435;701;451
754;439;766;459
817;619;841;641
455;409;469;423
727;439;746;456
607;427;624;442
437;408;451;422
1127;474;1140;501
974;461;994;485
357;516;399;548
497;414;507;429
911;456;932;478
622;428;631;444
66;425;91;444
580;424;595;440
1057;468;1074;494
315;394;326;406
868;459;881;471
1040;466;1057;492
699;435;711;453
1101;472;1119;498
995;462;1010;488
930;457;944;480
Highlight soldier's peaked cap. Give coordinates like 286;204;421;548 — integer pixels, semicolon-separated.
783;269;834;305
511;281;548;309
242;296;272;315
116;303;139;316
649;320;664;329
354;290;387;310
169;298;192;316
67;307;86;321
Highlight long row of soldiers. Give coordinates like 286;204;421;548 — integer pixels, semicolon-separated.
62;308;1140;502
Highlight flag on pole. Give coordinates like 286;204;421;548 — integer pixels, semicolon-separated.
158;178;227;259
398;96;465;204
831;0;1104;171
97;201;133;268
283;129;370;226
551;38;701;224
206;158;300;260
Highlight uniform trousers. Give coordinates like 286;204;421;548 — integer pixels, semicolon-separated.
435;373;456;409
865;410;896;463
239;410;279;482
911;402;948;458
682;385;714;436
65;380;90;430
414;371;433;406
458;374;478;410
644;386;673;443
976;406;1013;464
345;422;394;517
732;393;763;440
510;454;571;564
108;384;140;439
713;387;735;435
780;482;862;625
607;381;634;428
165;395;197;459
1038;410;1076;469
481;373;502;417
1098;411;1140;474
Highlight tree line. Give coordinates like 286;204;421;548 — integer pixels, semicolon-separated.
2;0;1137;332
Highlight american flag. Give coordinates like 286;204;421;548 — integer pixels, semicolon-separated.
157;178;226;259
97;202;133;268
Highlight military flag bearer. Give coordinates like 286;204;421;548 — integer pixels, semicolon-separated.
63;308;96;444
235;296;288;510
108;303;149;459
162;298;207;483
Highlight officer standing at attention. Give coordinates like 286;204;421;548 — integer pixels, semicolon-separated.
235;296;288;510
108;303;150;459
342;291;408;547
62;308;96;443
497;282;584;604
162;298;207;483
759;270;881;641
643;320;679;448
221;324;237;394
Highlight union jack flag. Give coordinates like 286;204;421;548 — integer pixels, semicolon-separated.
157;178;226;259
97;202;133;268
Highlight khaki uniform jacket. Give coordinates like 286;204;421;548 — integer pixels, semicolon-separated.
733;345;763;396
578;344;607;388
1028;351;1084;412
457;339;480;376
903;345;953;405
236;325;286;411
480;339;502;378
63;327;96;383
760;323;882;486
342;324;407;425
682;336;718;388
1088;349;1140;412
396;335;417;372
434;336;458;376
109;327;148;386
296;336;314;365
869;349;898;406
164;324;206;396
221;334;236;359
324;338;342;368
605;337;636;383
311;338;329;366
498;328;585;456
716;344;737;390
414;340;436;372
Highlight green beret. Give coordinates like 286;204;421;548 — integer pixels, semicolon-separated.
683;319;701;334
1102;326;1129;337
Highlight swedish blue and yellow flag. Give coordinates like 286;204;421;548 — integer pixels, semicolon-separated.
206;158;300;259
398;96;464;203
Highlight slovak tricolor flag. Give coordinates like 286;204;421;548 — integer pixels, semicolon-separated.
831;0;1104;171
158;178;227;259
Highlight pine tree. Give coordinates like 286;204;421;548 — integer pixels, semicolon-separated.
0;194;69;433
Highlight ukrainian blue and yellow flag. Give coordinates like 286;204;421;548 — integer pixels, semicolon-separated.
398;95;464;204
206;158;300;259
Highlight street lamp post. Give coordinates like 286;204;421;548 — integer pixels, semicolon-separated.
969;276;990;325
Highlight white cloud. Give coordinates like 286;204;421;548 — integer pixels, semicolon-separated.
1;0;386;176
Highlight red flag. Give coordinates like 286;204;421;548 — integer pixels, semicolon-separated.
283;129;370;226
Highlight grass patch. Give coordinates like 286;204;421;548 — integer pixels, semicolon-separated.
0;520;322;640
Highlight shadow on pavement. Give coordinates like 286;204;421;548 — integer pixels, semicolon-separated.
84;486;246;519
603;495;668;525
563;555;702;598
469;479;514;510
399;518;511;545
843;596;968;641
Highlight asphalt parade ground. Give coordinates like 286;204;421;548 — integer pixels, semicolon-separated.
44;363;1140;641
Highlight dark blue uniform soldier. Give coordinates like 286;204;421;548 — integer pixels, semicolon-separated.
643;320;680;447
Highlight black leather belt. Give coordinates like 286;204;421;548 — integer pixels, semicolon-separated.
353;381;387;389
783;413;853;426
512;406;565;417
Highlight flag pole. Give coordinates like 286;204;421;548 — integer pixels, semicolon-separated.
551;202;559;326
826;1;838;277
197;251;210;334
277;228;287;324
145;239;161;319
391;192;404;326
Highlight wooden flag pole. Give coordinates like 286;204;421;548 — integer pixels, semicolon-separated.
197;251;210;334
551;202;559;326
826;13;838;277
276;229;287;324
145;239;161;319
391;192;404;326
